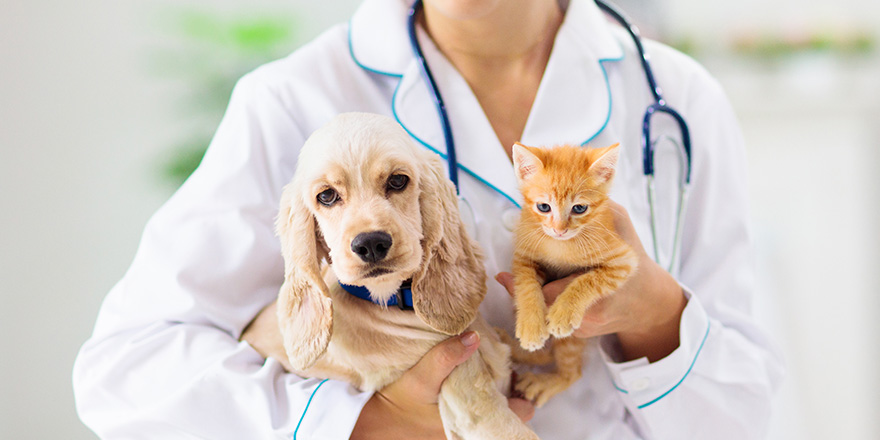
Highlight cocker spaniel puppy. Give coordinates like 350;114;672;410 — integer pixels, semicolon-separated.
264;113;538;440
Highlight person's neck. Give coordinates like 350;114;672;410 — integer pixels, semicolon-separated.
419;0;565;153
421;0;564;74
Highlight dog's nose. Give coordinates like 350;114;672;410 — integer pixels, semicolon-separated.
351;231;392;263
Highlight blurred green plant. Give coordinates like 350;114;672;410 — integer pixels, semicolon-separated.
152;8;302;187
670;28;876;61
731;31;875;59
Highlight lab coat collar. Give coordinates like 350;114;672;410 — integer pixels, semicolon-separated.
348;0;411;77
349;0;625;207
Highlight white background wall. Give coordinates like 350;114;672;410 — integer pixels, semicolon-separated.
1;1;878;439
663;1;880;438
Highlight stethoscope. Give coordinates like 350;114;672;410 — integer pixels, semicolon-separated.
406;0;692;272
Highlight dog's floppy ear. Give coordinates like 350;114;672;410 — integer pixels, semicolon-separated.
411;154;487;335
275;181;333;371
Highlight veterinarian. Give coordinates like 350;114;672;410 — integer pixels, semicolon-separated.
73;0;783;438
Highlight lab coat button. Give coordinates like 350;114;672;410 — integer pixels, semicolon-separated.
502;208;520;231
630;377;651;391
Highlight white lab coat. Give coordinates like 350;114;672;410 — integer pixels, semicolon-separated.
73;0;783;438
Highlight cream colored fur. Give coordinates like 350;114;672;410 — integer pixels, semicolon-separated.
267;113;538;440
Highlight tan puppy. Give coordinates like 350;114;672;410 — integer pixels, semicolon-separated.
260;113;538;440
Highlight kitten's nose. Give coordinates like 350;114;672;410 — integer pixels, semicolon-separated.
553;229;569;237
351;231;392;263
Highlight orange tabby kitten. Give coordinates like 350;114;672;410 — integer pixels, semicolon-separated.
510;142;637;407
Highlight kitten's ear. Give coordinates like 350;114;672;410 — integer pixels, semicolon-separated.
512;142;544;183
588;143;621;185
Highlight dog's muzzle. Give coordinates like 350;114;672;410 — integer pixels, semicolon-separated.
351;231;392;263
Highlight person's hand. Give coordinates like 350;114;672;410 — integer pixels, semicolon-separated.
496;200;687;362
241;301;293;371
351;332;535;440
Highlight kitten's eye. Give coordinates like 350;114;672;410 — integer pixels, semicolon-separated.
387;174;409;191
536;203;551;213
571;204;588;214
317;188;339;206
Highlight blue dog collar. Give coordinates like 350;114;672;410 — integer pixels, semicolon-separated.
338;280;414;311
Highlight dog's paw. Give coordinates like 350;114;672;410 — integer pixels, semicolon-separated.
546;298;584;338
516;371;579;408
516;313;549;351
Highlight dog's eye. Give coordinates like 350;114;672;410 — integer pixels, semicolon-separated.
317;188;339;206
387;174;409;191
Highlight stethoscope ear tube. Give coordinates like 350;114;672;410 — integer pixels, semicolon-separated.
647;176;689;274
642;104;692;185
642;103;692;273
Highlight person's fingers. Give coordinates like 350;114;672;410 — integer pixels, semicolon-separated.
240;302;294;371
606;199;629;233
394;331;481;403
498;270;584;305
507;397;535;422
495;272;515;296
607;200;643;248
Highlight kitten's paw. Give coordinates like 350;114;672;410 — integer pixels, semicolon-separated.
546;301;583;338
516;371;579;408
516;313;549;351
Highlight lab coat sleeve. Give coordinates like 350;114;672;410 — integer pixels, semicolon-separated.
599;64;784;439
72;71;372;439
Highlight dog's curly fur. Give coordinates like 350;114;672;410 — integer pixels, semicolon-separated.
260;113;538;440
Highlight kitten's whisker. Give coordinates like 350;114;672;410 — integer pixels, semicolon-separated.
579;230;612;259
517;228;546;255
